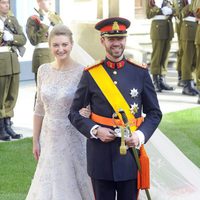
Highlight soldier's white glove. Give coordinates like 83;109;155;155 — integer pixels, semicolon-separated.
161;6;173;16
3;30;14;41
0;20;4;32
41;15;51;26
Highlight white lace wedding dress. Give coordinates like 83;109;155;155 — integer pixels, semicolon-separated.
25;56;94;200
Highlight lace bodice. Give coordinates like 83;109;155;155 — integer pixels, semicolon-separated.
34;63;83;120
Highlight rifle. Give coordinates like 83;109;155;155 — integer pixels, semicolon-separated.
162;0;174;7
183;0;189;6
148;0;156;7
118;109;151;200
182;0;194;16
34;8;55;26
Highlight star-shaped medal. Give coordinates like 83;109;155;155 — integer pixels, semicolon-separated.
130;103;139;114
130;88;138;98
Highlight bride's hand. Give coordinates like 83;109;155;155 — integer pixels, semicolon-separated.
79;105;91;118
33;140;40;161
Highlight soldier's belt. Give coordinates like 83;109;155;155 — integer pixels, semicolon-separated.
91;112;143;127
35;42;49;49
152;15;168;20
183;16;197;23
0;46;11;52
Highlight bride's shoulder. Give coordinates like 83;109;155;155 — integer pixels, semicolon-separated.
38;63;51;73
84;60;104;71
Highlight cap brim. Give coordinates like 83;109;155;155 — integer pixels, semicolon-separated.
101;33;128;37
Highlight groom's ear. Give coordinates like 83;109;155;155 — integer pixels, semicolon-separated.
100;37;105;45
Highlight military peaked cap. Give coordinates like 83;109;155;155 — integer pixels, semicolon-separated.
95;17;130;37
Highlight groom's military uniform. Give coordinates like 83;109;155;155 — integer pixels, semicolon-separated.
69;17;162;200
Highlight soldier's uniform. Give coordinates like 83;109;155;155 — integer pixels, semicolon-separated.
174;0;185;86
26;9;62;83
192;0;200;103
180;0;199;95
69;17;162;200
0;12;26;140
146;0;174;92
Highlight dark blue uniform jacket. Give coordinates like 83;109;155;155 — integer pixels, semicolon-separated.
69;58;162;181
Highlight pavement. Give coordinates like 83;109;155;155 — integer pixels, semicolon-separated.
2;66;200;140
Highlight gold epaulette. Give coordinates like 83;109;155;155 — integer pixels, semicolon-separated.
126;58;147;69
84;60;104;71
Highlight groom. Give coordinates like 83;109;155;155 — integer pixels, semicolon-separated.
69;17;162;200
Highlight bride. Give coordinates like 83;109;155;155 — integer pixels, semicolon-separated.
25;24;94;200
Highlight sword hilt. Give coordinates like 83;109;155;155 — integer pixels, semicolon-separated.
119;108;128;124
120;127;127;155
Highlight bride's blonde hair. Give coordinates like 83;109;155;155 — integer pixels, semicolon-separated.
48;24;74;45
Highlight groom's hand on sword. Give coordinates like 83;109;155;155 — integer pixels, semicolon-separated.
125;133;140;148
94;127;116;142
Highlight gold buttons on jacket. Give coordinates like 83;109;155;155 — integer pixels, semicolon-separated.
114;81;117;85
113;71;117;75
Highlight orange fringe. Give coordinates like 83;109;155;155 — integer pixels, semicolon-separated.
137;145;150;190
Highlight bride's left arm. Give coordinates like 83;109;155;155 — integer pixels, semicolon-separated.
79;105;91;118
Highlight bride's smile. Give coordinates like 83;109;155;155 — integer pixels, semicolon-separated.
51;35;72;61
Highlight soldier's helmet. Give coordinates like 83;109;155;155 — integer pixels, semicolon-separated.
95;17;131;37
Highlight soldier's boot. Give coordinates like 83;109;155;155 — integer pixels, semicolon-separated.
182;80;199;96
0;119;11;141
153;75;162;92
177;71;185;87
159;75;174;91
4;117;22;139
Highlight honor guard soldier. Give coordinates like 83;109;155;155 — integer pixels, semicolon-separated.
180;0;199;96
26;0;62;84
0;0;26;141
69;17;162;200
193;0;200;103
174;0;185;87
146;0;174;92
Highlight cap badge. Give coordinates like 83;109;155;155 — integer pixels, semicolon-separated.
112;21;119;31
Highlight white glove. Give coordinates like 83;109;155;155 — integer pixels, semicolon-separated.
0;20;4;32
3;30;13;41
41;15;51;26
161;6;173;16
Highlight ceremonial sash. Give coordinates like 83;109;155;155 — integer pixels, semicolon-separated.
88;64;137;131
88;64;150;190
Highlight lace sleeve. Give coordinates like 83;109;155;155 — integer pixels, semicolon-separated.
34;66;45;117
